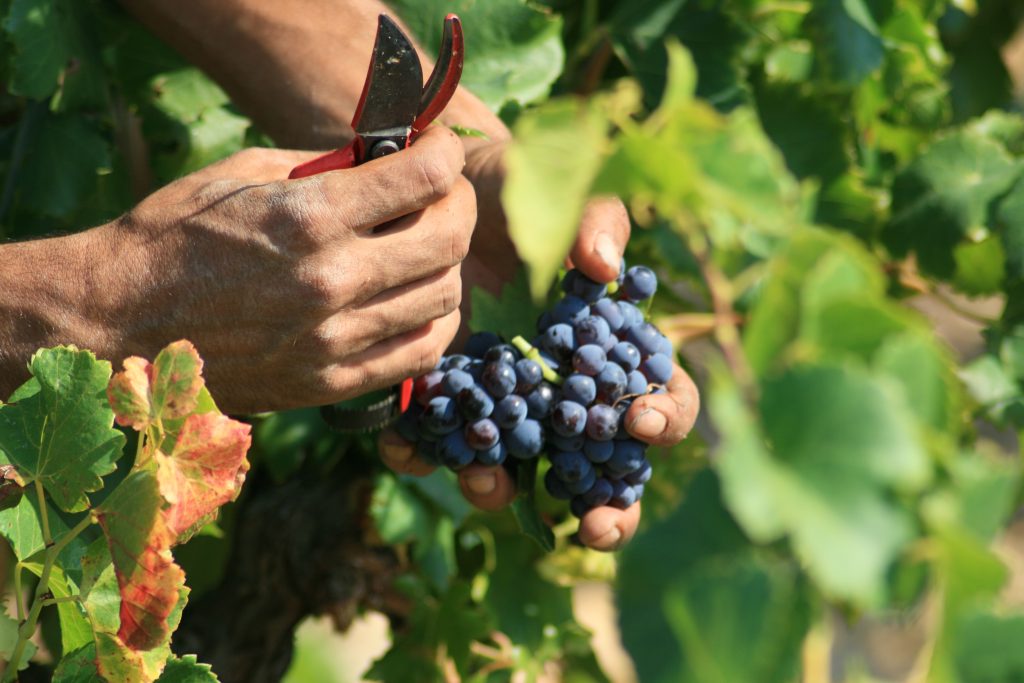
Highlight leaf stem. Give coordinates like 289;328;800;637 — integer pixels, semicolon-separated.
12;563;24;622
510;336;563;385
34;480;51;547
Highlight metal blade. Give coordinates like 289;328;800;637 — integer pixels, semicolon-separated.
351;15;423;137
414;14;464;136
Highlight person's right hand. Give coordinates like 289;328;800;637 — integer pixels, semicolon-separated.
88;126;474;414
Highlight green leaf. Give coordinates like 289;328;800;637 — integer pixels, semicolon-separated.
503;94;615;298
509;458;554;552
0;609;36;670
469;269;545;342
0;346;125;512
713;362;930;605
4;0;73;99
953;236;1006;295
370;473;433;545
386;0;564;110
156;655;220;682
806;0;884;86
954;611;1024;682
883;130;1020;279
994;174;1024;283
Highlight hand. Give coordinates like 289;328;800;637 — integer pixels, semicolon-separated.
378;138;701;552
78;126;475;414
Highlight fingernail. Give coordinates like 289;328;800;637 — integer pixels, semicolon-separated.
381;441;413;464
465;473;497;495
594;526;622;549
629;408;667;438
594;233;619;273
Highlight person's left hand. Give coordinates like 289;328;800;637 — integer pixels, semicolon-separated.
377;138;701;552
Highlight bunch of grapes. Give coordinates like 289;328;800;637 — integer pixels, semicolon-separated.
393;264;670;519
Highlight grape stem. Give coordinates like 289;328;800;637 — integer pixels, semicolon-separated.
510;336;564;386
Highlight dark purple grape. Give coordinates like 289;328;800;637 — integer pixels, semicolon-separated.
551;401;588;437
441;354;472;371
552;295;590;326
571;273;608;303
641;353;673;384
457;385;494;420
438;431;475;470
622;265;657;301
570;496;590;518
575;315;611;348
658;334;674;357
609;341;641;372
626;322;662;356
476;441;507;466
536;311;554;333
493;395;527;429
417;419;438;442
549;433;585;452
562;374;597;405
395;408;420;443
572;344;607;377
624;459;652;485
595;363;628;404
540;323;575;362
618;301;644;330
545;468;573;500
484;344;518;366
607;439;646;476
592;297;625;333
583;438;614;463
526;382;557;419
505;419;544;458
581;478;614;507
514;359;543;393
482;362;517;399
441;369;474;398
561;269;581;295
609;479;638;509
616;258;626;286
466;360;484;381
423;396;462;435
585;404;618;441
416;439;440;465
551;451;591;483
632;483;645;499
626;370;648;396
414;370;445;406
565;467;597;495
465;332;502;359
465;418;500;450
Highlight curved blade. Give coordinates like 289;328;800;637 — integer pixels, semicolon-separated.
351;15;423;136
413;14;464;136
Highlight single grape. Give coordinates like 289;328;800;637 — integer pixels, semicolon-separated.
622;265;658;301
423;396;462;435
484;344;518;366
624;459;652;485
595;363;628;404
571;273;607;303
561;269;581;295
440;369;474;398
575;315;611;347
583;438;614;463
617;301;644;331
465;418;500;450
493;394;527;429
438;430;475;470
540;323;575;362
632;483;645;500
536;310;554;334
441;354;472;371
544;467;573;500
565;467;598;495
414;370;445;406
514;359;543;393
466;359;484;381
609;341;641;372
562;374;597;405
609;479;638;509
572;344;607;377
476;441;508;466
657;334;674;358
456;385;494;420
549;433;585;452
581;477;614;507
616;258;626;286
626;370;648;396
592;297;625;333
551;451;592;483
614;400;635;441
607;439;646;476
465;331;502;358
585;404;618;441
641;353;673;384
570;496;590;518
525;382;557;419
482;362;517;399
552;295;590;326
505;419;544;458
626;322;662;357
551;400;588;437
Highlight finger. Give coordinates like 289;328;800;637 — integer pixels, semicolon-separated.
378;430;437;477
625;362;700;446
300;125;467;234
325;309;461;400
567;197;630;283
457;464;517;510
187;147;328;183
577;502;642;551
354;176;475;293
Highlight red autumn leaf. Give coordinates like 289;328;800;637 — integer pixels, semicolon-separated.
96;469;186;651
156;412;252;542
108;340;204;431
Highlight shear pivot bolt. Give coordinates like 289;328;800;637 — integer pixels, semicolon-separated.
369;140;401;159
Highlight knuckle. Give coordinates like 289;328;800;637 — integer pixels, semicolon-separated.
415;153;455;202
438;269;462;315
295;261;342;310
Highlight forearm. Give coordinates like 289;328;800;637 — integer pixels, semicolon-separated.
118;0;510;149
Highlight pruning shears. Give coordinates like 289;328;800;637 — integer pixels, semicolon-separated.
288;13;464;432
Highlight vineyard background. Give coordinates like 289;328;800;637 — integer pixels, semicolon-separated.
3;0;1024;682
